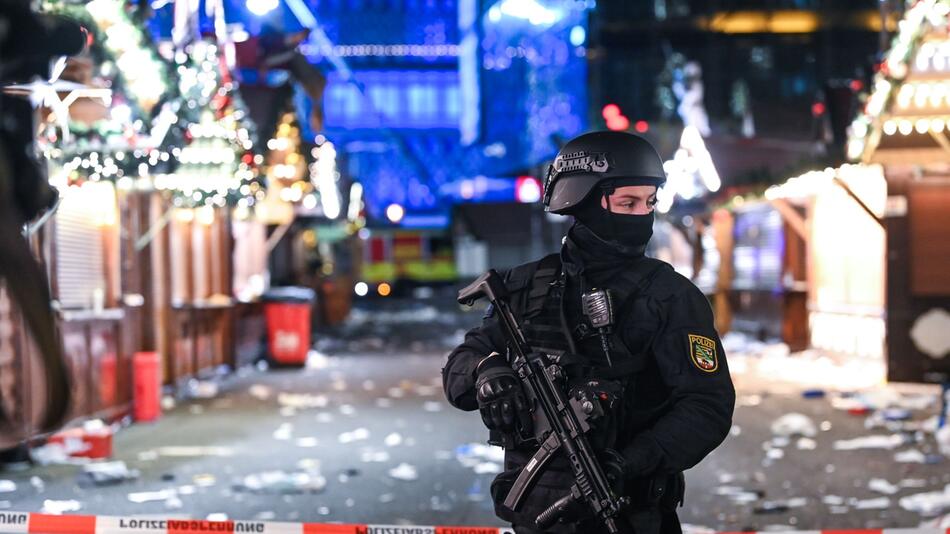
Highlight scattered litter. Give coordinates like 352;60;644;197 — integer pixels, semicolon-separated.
296;459;321;471
801;389;825;399
149;446;234;457
895;449;928;463
193;474;216;487
869;478;900;495
359;450;390;463
423;401;443;412
455;443;505;472
186;380;219;399
277;393;328;409
474;462;503;474
714;486;763;504
338;428;370;444
900;485;950;516
339;404;357;416
30;441;88;465
729;425;741;437
938;426;950;457
737;395;762;407
753;498;806;514
379;493;395;503
206;513;228;522
80;461;139;486
882;408;912;421
127;489;177;503
161;396;176;410
769;436;790;448
0;481;15;493
41;499;81;515
833;434;907;451
820;421;832;431
254;511;276;521
852;497;891;510
273;423;293;441
236;470;327;493
30;477;43;492
137;450;159;462
796;438;817;450
248;384;272;400
770;413;817;437
388;463;418;481
902;479;929;488
414;385;438;397
822;495;846;506
384;433;403;447
295;437;319;448
765;448;784;460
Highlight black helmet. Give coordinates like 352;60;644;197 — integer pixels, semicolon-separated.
543;131;666;214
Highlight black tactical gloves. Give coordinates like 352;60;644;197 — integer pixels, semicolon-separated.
474;353;531;433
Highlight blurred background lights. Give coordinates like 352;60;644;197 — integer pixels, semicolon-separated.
246;0;278;16
569;25;586;46
354;282;369;297
496;0;561;26
377;282;392;297
386;203;405;224
515;176;541;203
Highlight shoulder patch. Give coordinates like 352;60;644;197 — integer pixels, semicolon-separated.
688;334;718;373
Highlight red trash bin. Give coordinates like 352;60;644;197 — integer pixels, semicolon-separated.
133;351;161;422
263;287;315;366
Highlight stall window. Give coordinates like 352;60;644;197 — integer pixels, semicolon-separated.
732;204;783;291
55;182;119;309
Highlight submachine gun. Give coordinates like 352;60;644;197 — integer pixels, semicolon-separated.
458;269;631;533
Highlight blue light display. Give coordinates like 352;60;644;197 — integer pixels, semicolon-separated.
145;0;590;229
324;70;461;129
464;0;590;176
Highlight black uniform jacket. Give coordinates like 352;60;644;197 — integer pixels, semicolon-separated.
442;226;736;529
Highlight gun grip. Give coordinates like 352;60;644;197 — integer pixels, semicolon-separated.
457;269;508;306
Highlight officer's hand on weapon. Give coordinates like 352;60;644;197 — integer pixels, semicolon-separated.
600;448;627;496
475;353;532;433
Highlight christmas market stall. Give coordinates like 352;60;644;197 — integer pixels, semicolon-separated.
846;0;950;384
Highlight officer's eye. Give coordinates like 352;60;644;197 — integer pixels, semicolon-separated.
647;196;658;207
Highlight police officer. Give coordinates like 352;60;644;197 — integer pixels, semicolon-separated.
442;131;735;534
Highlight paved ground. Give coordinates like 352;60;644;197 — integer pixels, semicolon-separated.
1;297;949;531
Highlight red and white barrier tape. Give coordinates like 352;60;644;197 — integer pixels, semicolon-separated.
2;512;949;534
0;512;512;534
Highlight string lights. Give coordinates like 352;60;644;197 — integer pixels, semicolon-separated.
847;0;950;160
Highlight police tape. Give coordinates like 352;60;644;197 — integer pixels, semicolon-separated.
0;511;514;534
3;513;949;534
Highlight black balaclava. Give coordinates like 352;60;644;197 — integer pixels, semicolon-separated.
570;183;655;255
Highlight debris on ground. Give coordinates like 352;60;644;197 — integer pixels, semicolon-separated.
40;499;82;514
235;470;327;494
338;428;370;444
900;484;950;516
770;413;817;437
79;461;140;487
0;481;15;493
388;463;419;481
833;434;908;451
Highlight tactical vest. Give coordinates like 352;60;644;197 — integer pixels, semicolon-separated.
507;253;672;382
